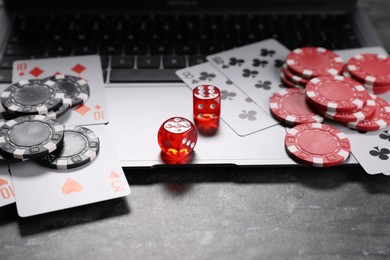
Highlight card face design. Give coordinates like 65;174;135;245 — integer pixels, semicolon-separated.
344;127;390;175
0;164;15;207
9;125;130;217
176;62;278;136
12;55;108;125
207;39;290;115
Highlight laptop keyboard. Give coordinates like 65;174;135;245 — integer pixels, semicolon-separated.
0;13;361;84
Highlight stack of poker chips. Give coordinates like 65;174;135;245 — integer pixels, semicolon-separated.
0;76;100;169
271;47;390;167
342;54;390;95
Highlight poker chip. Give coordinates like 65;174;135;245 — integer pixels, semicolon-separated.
0;115;64;159
347;53;390;87
1;79;65;115
286;47;344;79
44;103;70;119
347;95;390;131
280;73;305;89
305;75;368;112
285;123;351;167
36;125;99;170
269;88;324;125
281;64;310;85
48;74;90;108
318;95;376;123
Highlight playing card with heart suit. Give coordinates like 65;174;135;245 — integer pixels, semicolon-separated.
0;163;15;207
207;39;290;114
12;55;108;126
9;124;130;217
176;62;278;136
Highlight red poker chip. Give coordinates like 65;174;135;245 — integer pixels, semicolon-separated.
347;95;390;131
305;75;368;112
281;64;310;85
280;72;305;89
342;64;351;78
347;53;390;87
319;95;376;123
286;47;344;79
269;88;324;126
285;123;351;167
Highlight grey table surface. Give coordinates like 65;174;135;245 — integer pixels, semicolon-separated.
2;1;390;260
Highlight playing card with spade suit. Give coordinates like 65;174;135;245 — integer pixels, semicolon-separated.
9;124;130;217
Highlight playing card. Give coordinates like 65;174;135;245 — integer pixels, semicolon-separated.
0;163;15;207
344;127;390;175
207;39;289;114
176;62;278;136
9;124;130;217
12;55;108;126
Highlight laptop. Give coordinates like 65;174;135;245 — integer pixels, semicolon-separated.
0;0;384;168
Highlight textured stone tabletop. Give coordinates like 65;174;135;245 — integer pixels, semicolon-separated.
1;1;390;259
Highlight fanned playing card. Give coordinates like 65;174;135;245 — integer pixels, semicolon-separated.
9;125;130;217
344;127;390;175
0;163;15;207
12;55;108;126
207;39;289;114
176;62;278;136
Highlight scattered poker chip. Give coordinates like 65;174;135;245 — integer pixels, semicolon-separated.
281;64;310;85
280;73;305;89
318;95;376;123
269;88;324;125
48;74;90;108
44;103;70;119
347;53;390;87
286;47;344;79
347;95;390;131
1;79;65;115
0;115;64;159
36;125;99;170
285;123;351;167
363;84;390;95
305;75;368;112
342;65;351;78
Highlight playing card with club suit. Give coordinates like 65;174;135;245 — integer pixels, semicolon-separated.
9;124;130;217
0;163;15;207
344;127;390;175
176;62;278;136
207;39;289;114
12;55;108;126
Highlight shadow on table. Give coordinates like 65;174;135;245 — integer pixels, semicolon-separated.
0;197;130;237
124;165;390;194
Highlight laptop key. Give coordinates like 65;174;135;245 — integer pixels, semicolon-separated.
111;56;135;68
48;44;72;56
73;44;98;55
150;43;173;55
137;56;160;69
176;43;197;55
163;56;186;68
125;44;148;55
0;70;12;83
4;44;46;56
110;69;180;82
100;43;123;55
0;56;30;69
188;55;206;66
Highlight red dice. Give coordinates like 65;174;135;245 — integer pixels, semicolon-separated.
193;85;221;135
157;117;198;159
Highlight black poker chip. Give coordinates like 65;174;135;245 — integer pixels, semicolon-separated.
0;115;64;159
48;74;90;108
37;125;99;170
44;103;70;119
1;79;65;115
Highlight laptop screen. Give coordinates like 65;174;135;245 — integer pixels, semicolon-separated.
4;0;357;9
